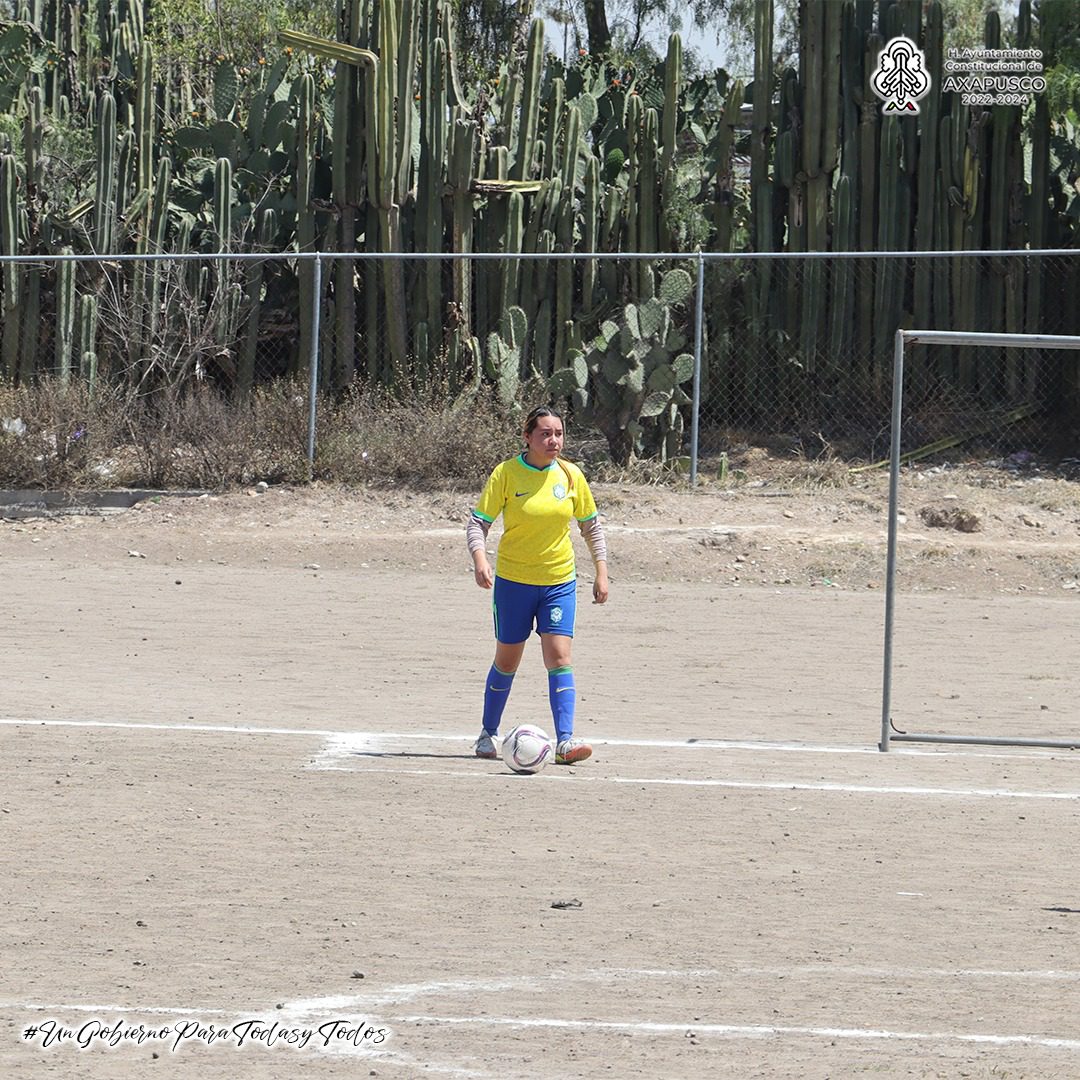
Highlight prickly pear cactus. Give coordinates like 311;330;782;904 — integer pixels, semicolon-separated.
548;268;695;464
486;305;528;404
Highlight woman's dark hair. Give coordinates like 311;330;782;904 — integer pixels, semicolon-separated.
524;404;563;435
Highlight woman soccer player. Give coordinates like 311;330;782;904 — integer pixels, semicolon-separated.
466;405;609;764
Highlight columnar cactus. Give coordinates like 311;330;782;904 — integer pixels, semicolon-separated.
512;19;544;182
295;71;318;381
93;91;117;254
659;32;681;252
56;247;76;381
1;154;20;381
913;1;943;339
78;292;98;388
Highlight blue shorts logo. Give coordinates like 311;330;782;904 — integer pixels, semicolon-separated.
553;483;567;500
550;606;563;624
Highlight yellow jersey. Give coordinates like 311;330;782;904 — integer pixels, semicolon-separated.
473;454;598;586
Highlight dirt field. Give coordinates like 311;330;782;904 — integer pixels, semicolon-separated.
1;461;1079;1079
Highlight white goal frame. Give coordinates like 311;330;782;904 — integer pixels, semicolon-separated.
879;329;1080;752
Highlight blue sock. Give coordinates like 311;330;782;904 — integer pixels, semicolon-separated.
482;665;515;735
547;666;576;742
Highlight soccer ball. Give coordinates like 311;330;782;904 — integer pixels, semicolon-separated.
501;724;554;775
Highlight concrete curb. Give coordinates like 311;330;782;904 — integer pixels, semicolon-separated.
0;489;208;519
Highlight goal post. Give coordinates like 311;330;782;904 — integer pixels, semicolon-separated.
879;329;1080;752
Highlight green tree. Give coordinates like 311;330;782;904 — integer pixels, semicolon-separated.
452;0;536;83
1038;0;1080;116
545;0;732;68
147;0;335;69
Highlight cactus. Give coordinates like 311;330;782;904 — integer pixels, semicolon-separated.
913;1;943;344
551;104;580;369
135;41;154;199
78;292;98;388
146;157;171;333
212;156;237;357
710;77;743;252
551;268;695;464
331;1;362;390
1;154;19;381
873;116;903;390
213;157;232;250
659;32;681;252
418;13;447;338
828;173;855;375
582;155;600;311
293;71;318;383
1026;94;1049;395
512;20;544;182
17;217;39;386
637;107;659;300
55;247;76;381
24;84;43;218
500;191;524;316
750;0;774;333
238;207;278;395
94;91;117;254
129;40;156;374
449;113;478;376
486;305;527;403
213;60;239;122
356;0;416;387
543;77;565;180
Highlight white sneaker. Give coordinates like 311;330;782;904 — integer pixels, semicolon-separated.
475;732;498;759
555;738;592;765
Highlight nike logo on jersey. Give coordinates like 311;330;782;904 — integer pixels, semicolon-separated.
514;491;528;497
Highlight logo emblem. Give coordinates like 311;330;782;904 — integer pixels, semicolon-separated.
550;606;563;624
871;36;931;114
552;483;567;500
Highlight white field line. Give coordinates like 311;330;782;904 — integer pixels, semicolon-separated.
4;719;1077;796
0;718;345;738
10;963;1080;1021
8;961;1080;1053
16;1001;1073;1053
309;764;1080;801
2;717;1070;763
741;965;1080;981
388;1014;1080;1049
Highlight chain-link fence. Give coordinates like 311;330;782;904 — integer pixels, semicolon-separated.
1;250;1078;477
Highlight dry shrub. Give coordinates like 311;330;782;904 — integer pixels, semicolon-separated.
0;379;128;489
0;379;315;489
314;383;520;486
123;382;312;488
1;376;694;491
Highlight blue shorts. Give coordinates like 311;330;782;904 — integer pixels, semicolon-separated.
492;577;577;644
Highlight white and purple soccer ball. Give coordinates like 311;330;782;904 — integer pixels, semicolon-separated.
501;724;554;775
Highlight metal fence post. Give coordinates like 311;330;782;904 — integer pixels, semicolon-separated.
690;251;705;486
306;253;322;472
